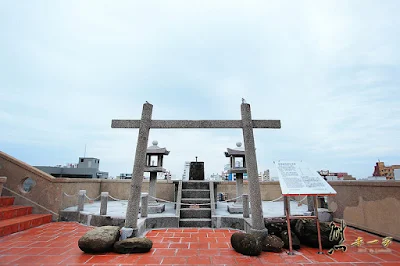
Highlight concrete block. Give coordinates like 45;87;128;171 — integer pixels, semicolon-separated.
179;218;211;227
145;216;179;229
180;208;211;219
227;204;244;214
120;227;134;240
147;204;166;214
212;216;244;230
182;189;210;198
181;198;210;208
59;210;79;222
182;182;210;190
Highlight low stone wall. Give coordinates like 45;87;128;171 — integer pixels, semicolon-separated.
0;152;103;219
328;181;400;241
4;149;399;240
216;181;283;201
100;179;175;202
0;151;175;219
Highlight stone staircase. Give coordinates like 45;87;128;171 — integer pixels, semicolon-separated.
0;196;52;237
179;181;212;227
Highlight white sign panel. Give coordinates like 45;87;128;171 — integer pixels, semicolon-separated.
274;161;337;196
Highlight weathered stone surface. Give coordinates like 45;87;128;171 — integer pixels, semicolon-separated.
281;230;301;250
264;218;287;236
114;237;153;254
294;219;343;248
230;232;262;256
189;162;205;180
78;226;120;253
262;235;284;253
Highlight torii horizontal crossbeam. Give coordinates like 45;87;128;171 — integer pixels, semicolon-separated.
111;119;281;129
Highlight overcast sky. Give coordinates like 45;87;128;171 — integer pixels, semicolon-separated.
1;1;399;179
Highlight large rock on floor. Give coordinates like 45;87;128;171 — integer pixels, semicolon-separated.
114;238;153;254
281;230;301;250
262;235;284;253
231;232;262;256
294;219;343;248
264;218;300;237
78;226;120;253
264;218;287;236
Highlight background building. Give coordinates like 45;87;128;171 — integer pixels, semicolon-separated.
373;161;400;180
182;161;191;181
318;170;356;181
394;169;400;180
35;157;109;179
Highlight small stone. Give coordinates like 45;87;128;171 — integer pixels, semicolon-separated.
262;235;284;252
114;237;153;254
281;230;301;250
78;226;120;253
230;232;262;256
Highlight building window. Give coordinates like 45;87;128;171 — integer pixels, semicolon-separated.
80;159;84;163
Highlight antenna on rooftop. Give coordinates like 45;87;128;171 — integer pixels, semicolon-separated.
84;144;87;158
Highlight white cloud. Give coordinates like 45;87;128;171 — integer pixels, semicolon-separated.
1;1;399;179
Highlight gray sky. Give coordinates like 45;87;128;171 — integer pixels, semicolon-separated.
1;1;399;179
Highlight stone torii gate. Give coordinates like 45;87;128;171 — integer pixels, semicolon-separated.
111;102;281;235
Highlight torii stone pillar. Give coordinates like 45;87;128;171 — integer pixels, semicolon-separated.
241;103;264;230
112;102;281;233
124;103;152;229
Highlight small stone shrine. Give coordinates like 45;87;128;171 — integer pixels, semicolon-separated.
144;140;170;213
189;156;205;180
225;142;247;214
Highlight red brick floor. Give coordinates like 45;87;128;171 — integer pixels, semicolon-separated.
0;222;399;265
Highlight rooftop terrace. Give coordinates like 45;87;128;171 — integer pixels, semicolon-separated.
0;222;399;265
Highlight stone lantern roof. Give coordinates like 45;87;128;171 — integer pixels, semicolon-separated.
224;142;245;157
147;140;170;155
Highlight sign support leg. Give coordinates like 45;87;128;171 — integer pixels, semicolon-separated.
313;195;324;254
285;196;294;255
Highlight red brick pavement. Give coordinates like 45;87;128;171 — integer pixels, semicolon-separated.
0;222;399;265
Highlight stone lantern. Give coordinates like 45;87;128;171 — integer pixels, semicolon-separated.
144;140;170;213
224;142;247;214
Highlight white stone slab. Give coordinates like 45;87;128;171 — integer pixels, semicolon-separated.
274;161;337;196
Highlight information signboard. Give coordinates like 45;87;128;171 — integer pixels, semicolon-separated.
274;161;337;196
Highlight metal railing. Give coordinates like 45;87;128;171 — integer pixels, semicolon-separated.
3;186;59;218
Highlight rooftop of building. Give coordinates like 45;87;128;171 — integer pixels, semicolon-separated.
0;222;399;265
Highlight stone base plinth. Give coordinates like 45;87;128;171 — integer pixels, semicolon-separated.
147;203;166;214
227;204;244;214
305;208;333;222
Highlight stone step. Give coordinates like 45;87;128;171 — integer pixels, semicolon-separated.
0;206;33;221
182;189;210;199
179;218;212;228
0;214;52;237
0;197;15;207
182;182;210;190
180;208;211;219
181;198;211;209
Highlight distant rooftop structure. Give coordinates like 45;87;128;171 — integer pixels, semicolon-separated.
395;169;400;180
35;157;109;179
367;176;387;181
317;170;356;181
373;161;400;180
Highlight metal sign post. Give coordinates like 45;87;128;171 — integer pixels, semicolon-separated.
284;195;324;255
